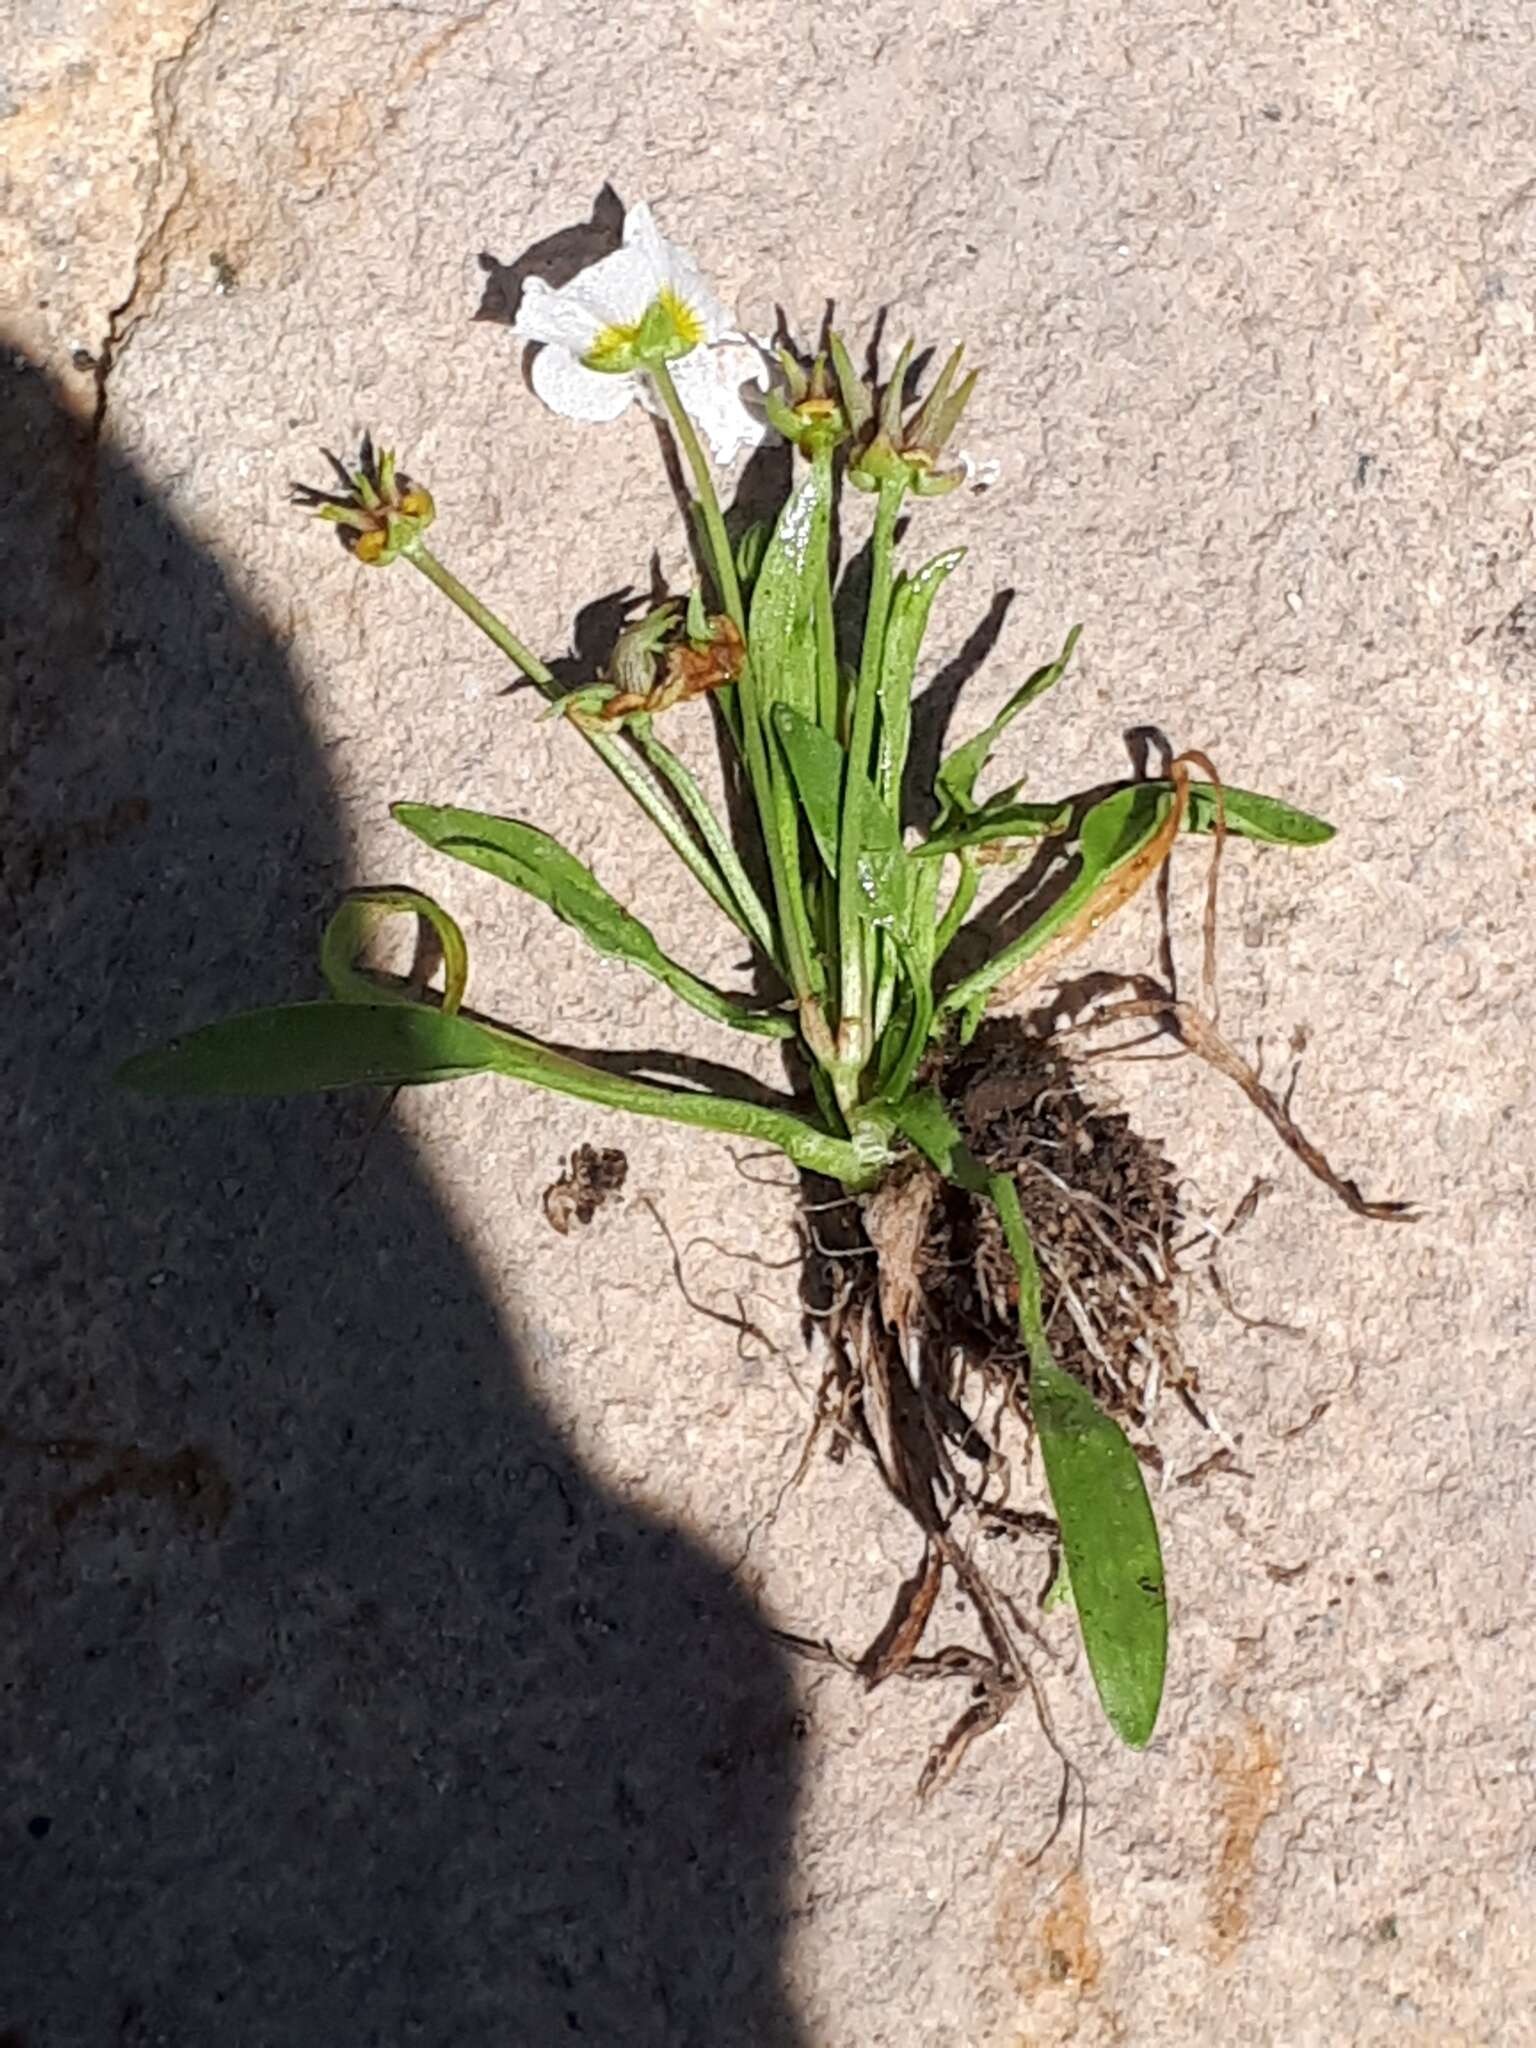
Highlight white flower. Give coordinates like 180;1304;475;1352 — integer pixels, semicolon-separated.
957;450;1001;493
512;202;769;465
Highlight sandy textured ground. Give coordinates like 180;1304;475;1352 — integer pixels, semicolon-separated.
4;3;1534;2042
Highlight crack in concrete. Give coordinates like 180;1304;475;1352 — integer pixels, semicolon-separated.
88;0;226;452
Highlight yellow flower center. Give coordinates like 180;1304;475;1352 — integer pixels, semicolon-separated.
655;286;705;349
583;288;707;373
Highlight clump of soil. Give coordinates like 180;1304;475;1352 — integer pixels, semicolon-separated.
544;1143;629;1234
810;1019;1185;1516
935;1021;1185;1425
793;1018;1193;1787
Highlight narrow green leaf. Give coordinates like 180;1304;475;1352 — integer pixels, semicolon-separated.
934;625;1082;823
770;706;845;875
918;779;1330;862
1026;1351;1167;1747
320;886;469;1011
395;802;638;956
771;706;910;937
877;548;964;813
393;803;792;1039
938;785;1172;1027
121;1000;880;1184
991;1152;1164;1749
892;1089;1166;1748
915;799;1072;858
850;773;911;938
746;459;831;728
1179;781;1335;846
117;1002;500;1095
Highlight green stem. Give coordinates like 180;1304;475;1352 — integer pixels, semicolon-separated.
405;541;750;938
649;361;826;1005
631;727;780;967
932;849;979;963
835;475;907;1073
738;698;819;1000
649;360;745;634
811;450;841;736
408;541;553;684
477;1015;877;1183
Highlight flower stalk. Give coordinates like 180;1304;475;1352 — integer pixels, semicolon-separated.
404;530;764;946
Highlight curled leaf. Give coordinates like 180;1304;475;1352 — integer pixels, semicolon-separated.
320;886;469;1012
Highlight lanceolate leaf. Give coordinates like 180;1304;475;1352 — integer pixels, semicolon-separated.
934;624;1081;823
988;1174;1165;1748
1174;781;1334;846
119;1000;870;1182
1024;1350;1167;1747
746;457;831;730
770;706;845;875
877;548;964;812
393;803;791;1039
919;779;1332;860
772;706;911;937
117;1002;500;1095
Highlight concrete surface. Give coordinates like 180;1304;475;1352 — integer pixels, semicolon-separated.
3;3;1534;2043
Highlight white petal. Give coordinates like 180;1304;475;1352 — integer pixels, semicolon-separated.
529;346;638;425
665;341;771;464
511;276;603;352
621;201;668;278
663;249;735;342
625;200;733;341
513;245;661;347
571;241;664;329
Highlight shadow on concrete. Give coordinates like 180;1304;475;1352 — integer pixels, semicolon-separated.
0;349;805;2047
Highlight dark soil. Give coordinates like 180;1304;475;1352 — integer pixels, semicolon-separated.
935;1020;1185;1426
806;1019;1186;1527
544;1143;630;1235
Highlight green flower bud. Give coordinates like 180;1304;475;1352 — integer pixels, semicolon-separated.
840;337;979;497
763;348;849;457
301;442;435;567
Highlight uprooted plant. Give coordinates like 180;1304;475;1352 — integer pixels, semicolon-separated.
119;201;1411;1761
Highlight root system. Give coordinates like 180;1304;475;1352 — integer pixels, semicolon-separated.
790;1003;1409;1793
